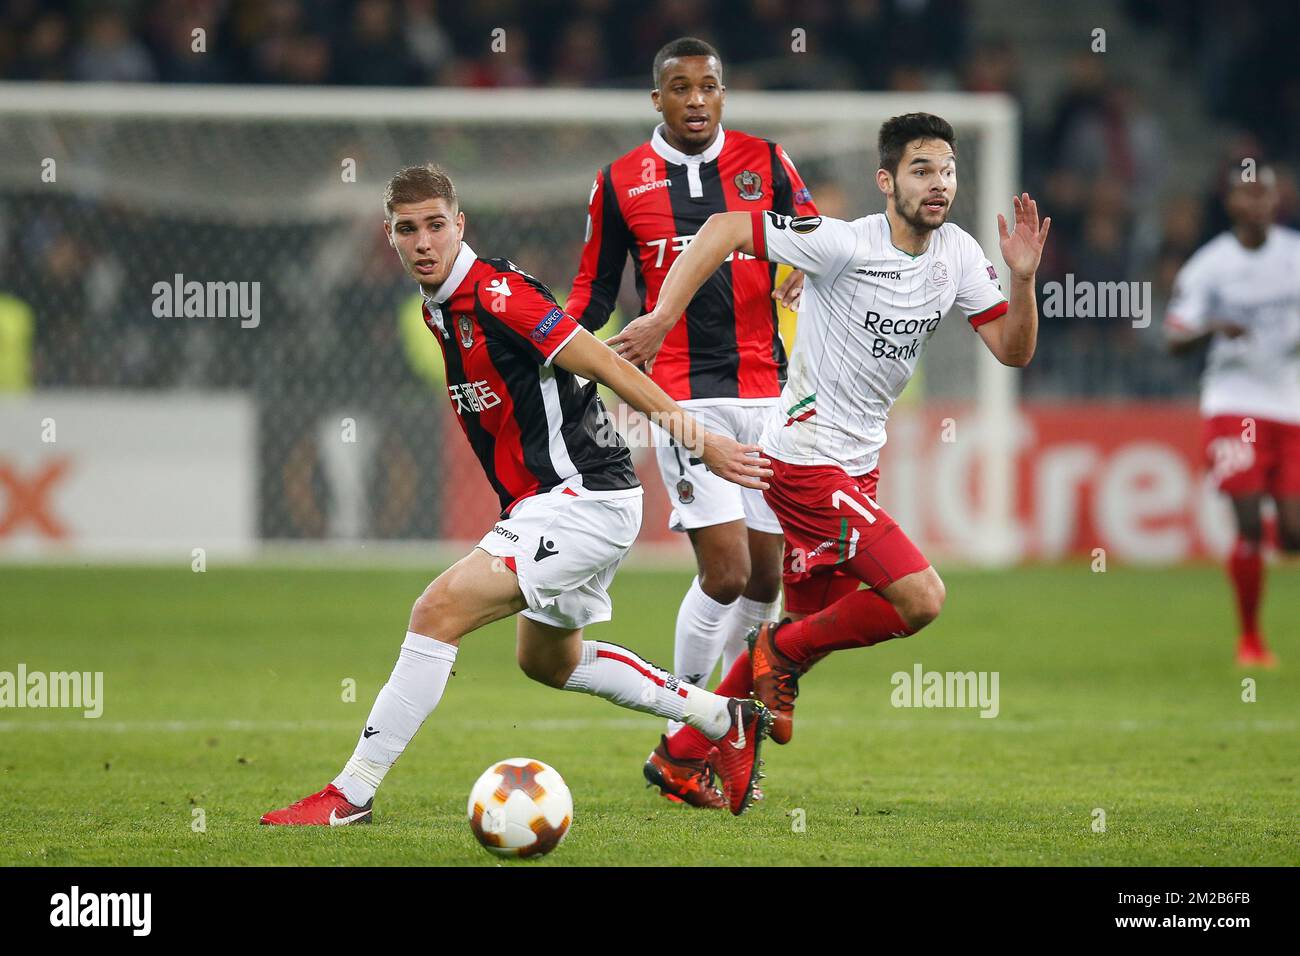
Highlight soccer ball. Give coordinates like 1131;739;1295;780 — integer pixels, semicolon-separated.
467;757;572;858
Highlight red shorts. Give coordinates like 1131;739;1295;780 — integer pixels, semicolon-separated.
1203;414;1300;498
762;458;930;615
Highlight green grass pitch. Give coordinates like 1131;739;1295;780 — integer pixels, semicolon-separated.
0;562;1295;866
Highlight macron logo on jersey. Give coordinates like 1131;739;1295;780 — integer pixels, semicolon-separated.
628;178;672;197
530;307;564;343
487;276;512;297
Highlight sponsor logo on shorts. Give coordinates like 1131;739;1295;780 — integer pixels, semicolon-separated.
491;525;519;543
806;538;837;560
530;307;564;343
534;537;559;561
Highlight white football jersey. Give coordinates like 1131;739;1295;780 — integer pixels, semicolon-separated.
1164;225;1300;424
751;211;1007;474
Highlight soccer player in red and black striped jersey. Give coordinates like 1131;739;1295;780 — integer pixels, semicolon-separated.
567;38;817;807
261;164;776;824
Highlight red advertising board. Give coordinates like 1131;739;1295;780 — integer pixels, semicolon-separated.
436;401;1235;563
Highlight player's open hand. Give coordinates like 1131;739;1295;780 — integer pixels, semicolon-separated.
772;269;805;309
609;312;672;373
700;433;771;490
998;193;1051;281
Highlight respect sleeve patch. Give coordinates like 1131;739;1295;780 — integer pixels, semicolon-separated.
530;307;565;342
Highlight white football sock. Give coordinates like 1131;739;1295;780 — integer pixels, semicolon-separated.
667;576;734;734
721;595;782;676
563;640;731;739
333;631;457;806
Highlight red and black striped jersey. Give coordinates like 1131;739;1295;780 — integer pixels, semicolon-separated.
422;242;639;516
568;124;818;403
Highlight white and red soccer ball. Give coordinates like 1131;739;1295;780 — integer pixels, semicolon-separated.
467;758;572;858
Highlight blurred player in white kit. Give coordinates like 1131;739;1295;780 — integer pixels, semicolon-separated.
1165;167;1300;667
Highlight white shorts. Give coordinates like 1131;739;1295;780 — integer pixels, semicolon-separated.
653;400;783;535
475;487;644;630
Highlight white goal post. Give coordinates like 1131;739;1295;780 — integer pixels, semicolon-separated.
0;83;1019;564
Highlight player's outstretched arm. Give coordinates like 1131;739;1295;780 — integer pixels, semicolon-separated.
552;327;771;490
980;193;1051;368
608;211;754;371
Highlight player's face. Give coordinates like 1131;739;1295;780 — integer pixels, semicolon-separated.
1226;180;1278;230
880;139;956;233
385;198;465;288
652;56;725;152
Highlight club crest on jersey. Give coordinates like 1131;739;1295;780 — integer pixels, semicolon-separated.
734;170;764;201
457;314;474;349
930;260;949;287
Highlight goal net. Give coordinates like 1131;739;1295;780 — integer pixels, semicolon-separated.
0;84;1018;563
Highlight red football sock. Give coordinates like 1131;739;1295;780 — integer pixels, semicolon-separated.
665;652;754;761
714;650;754;698
774;588;912;667
1228;538;1264;649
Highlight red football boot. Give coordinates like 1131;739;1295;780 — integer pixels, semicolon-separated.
260;784;373;826
709;698;773;815
748;621;803;745
643;736;726;809
1235;642;1279;668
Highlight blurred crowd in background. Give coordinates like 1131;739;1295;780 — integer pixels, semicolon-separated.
2;0;1299;400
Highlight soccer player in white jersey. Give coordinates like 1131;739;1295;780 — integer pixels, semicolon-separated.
612;113;1049;746
1165;167;1300;667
